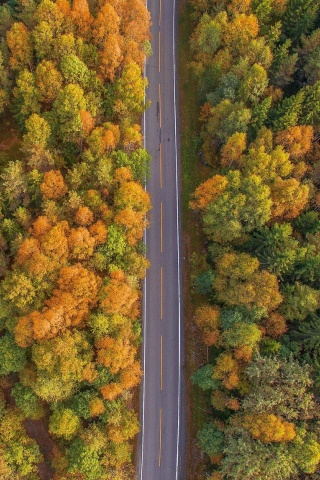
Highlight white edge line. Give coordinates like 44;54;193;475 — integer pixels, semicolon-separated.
173;0;182;478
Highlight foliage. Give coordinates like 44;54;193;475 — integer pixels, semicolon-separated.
0;0;151;475
189;0;320;476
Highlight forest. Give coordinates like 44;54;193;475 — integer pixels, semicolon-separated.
189;0;320;478
0;0;151;478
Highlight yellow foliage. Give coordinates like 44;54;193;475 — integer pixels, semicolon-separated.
242;414;296;443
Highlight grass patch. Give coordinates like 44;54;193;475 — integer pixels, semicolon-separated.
178;2;212;479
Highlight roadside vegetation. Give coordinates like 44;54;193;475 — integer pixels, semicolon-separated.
188;0;320;478
0;0;151;478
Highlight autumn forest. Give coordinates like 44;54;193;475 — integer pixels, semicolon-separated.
0;0;151;478
1;0;320;478
189;0;320;479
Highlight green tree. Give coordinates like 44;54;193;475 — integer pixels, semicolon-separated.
270;39;298;87
51;83;87;143
290;429;320;474
60;54;91;89
12;384;44;420
279;282;320;321
198;422;224;457
220;322;262;349
49;408;80;440
269;91;304;131
13;69;40;124
0;333;26;375
283;0;319;43
291;314;320;352
191;364;220;391
244;223;303;276
203;170;272;243
214;252;282;311
242;354;314;420
221;427;298;480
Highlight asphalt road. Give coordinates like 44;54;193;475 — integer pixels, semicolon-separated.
137;0;185;478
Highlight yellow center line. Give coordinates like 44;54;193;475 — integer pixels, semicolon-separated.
158;83;162;128
160;335;163;391
159;0;162;25
159;408;163;467
160;202;163;252
158;31;161;72
159;142;163;188
160;267;163;320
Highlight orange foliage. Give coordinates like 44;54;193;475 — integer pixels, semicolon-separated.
114;208;146;245
210;454;223;466
209;473;223;480
122;124;142;152
270;177;309;220
71;0;93;37
56;0;71;15
40;170;68;199
80;110;95;137
99;35;123;81
276;126;314;160
93;2;120;47
213;353;240;390
100;382;124;401
224;14;259;52
15;265;101;345
100;270;139;318
119;361;142;390
234;345;253;363
242;414;296;443
264;313;287;338
116;180;151;213
114;166;133;184
89;398;105;417
68;227;95;260
41;221;70;263
96;336;136;374
89;221;107;245
190;175;228;211
31;216;52;238
6;22;33;70
195;305;221;346
225;398;240;411
75;206;94;226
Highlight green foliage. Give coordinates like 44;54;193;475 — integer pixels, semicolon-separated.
0;333;26;375
203;170;271;243
221;322;261;348
279;283;320;321
188;0;320;476
282;0;319;42
198;422;224;457
191;364;220;391
291;314;320;352
12;384;44;420
49;408;80;440
194;269;215;295
244;223;304;276
290;429;320;474
67;437;103;480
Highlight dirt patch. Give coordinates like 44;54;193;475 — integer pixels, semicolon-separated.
0;112;23;164
24;419;55;480
178;1;213;478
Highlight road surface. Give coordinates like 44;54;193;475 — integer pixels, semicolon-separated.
137;0;185;478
